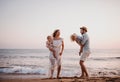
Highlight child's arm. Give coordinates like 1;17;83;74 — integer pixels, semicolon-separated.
46;41;56;58
47;43;55;52
75;37;83;56
46;41;53;51
49;47;54;52
49;47;56;58
46;41;50;48
79;46;83;56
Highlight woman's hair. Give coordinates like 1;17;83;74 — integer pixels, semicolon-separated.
53;29;60;38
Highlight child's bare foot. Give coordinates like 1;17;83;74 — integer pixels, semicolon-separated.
79;52;82;56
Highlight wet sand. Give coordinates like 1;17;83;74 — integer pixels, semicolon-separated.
0;74;120;82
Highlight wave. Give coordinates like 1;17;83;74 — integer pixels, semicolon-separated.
0;55;48;59
0;66;119;77
63;57;120;61
90;57;120;61
0;66;46;74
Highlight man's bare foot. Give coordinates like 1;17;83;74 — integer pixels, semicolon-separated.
57;76;59;79
79;75;84;78
57;76;61;79
85;75;89;79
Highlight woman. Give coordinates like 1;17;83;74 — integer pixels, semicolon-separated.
52;29;64;78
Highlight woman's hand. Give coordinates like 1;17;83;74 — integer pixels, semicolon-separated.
59;52;62;56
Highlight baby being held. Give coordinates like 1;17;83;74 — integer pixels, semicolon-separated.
70;33;83;56
46;36;56;58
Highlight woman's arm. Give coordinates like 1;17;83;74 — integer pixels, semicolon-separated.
60;40;64;56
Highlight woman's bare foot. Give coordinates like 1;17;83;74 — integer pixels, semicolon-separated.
49;76;53;79
57;76;59;79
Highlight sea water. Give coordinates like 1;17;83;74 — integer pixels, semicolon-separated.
0;49;120;77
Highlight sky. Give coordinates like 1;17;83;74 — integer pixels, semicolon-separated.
0;0;120;49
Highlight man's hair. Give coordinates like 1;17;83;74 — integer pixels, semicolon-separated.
80;26;87;32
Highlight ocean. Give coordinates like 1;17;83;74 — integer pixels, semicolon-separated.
0;49;120;78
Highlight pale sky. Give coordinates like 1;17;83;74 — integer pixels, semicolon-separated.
0;0;120;49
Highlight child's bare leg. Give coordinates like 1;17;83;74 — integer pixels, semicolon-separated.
49;48;56;58
79;46;83;56
53;51;56;59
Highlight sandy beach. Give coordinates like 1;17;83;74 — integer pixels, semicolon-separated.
0;77;120;82
0;74;120;82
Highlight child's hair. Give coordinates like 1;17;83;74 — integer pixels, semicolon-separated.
47;36;51;40
70;33;77;41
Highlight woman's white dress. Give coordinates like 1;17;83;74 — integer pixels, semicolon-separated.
53;38;63;67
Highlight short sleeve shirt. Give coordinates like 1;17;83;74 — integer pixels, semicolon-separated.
81;33;90;53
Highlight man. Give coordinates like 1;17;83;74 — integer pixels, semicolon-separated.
79;26;91;78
